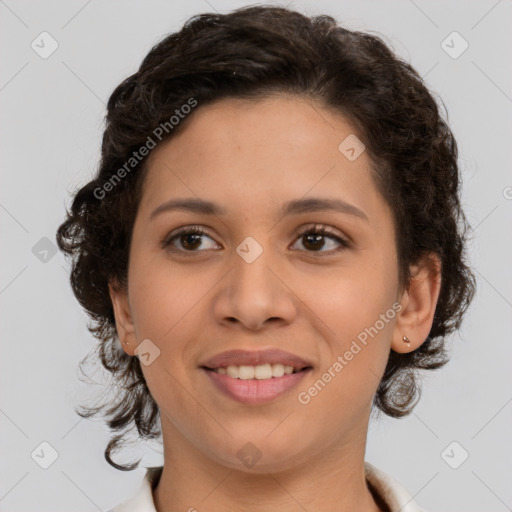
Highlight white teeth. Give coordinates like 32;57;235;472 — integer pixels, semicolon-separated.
214;363;296;379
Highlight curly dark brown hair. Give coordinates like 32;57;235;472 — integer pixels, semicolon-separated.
56;5;476;471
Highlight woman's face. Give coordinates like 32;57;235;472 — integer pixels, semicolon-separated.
111;94;404;472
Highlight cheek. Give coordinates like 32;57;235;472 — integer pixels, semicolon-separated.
128;252;201;341
305;258;397;339
296;285;395;428
127;260;207;413
296;259;397;400
126;255;215;390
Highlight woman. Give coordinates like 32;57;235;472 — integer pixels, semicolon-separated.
56;5;475;511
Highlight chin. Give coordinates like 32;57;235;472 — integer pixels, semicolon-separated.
207;435;312;474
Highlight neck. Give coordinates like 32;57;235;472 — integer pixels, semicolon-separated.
153;418;383;512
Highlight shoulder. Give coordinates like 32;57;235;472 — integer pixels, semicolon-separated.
107;466;162;512
365;461;430;512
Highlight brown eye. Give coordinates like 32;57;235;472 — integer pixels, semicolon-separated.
291;225;349;255
162;227;219;253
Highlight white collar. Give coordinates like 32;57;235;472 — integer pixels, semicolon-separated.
108;462;427;512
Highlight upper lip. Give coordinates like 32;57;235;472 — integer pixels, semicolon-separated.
200;349;313;370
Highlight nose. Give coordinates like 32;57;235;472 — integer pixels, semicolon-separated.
211;248;298;332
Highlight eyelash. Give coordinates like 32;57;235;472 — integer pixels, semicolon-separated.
161;224;350;256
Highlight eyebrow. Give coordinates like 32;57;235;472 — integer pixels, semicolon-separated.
149;197;368;222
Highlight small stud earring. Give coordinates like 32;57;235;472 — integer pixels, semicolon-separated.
123;340;129;346
402;335;411;346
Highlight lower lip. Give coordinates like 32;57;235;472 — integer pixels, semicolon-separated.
202;367;311;405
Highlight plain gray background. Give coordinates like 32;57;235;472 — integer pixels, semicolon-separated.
1;1;511;511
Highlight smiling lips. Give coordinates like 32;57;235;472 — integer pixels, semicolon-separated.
200;348;313;371
200;348;313;404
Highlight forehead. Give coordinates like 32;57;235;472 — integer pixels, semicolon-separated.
139;94;386;224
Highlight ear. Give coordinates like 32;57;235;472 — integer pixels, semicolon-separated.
391;253;442;353
108;280;137;356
